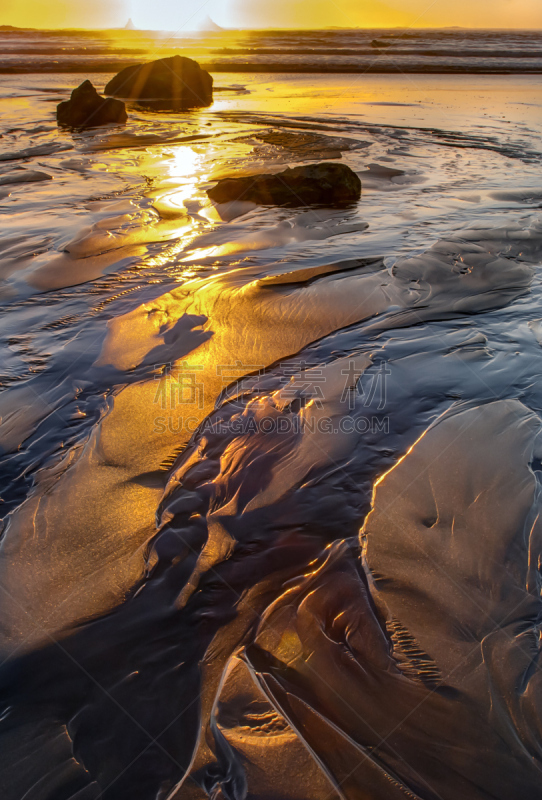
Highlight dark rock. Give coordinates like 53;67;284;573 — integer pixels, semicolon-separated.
0;170;52;186
57;81;127;129
360;163;405;179
207;162;362;208
104;55;213;111
370;39;392;48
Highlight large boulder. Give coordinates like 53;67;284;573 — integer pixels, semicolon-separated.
104;55;213;110
207;162;362;207
57;81;127;129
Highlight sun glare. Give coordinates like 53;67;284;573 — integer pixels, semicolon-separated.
2;0;541;30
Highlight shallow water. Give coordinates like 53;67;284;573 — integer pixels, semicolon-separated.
1;67;542;799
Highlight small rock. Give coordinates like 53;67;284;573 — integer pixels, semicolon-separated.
361;163;405;179
0;143;73;162
207;162;362;208
104;55;213;111
0;171;52;186
57;81;127;129
370;39;392;48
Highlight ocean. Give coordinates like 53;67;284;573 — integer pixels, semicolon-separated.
0;27;542;73
1;26;542;800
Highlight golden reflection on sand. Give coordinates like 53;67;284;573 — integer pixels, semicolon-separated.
1;213;536;649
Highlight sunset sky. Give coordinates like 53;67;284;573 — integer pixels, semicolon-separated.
1;0;541;30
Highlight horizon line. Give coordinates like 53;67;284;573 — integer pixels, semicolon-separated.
1;24;542;32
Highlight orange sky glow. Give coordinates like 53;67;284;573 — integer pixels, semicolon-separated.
1;0;541;30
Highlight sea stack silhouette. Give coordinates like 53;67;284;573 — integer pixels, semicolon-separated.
196;15;223;32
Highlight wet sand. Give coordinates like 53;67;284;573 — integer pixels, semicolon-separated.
0;61;542;800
